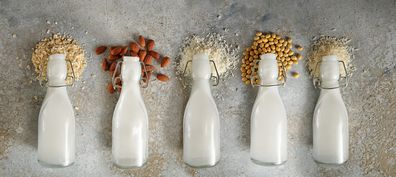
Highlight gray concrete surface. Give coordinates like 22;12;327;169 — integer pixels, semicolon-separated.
0;0;395;176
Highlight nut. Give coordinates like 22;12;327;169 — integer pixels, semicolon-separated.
147;39;155;51
149;51;160;60
109;62;117;72
120;46;128;56
156;73;169;82
110;46;122;55
107;82;115;94
143;71;152;82
144;65;156;72
144;55;153;65
108;54;119;61
96;46;107;55
161;56;170;68
130;42;140;53
138;35;145;48
97;34;171;93
138;50;147;61
101;59;109;71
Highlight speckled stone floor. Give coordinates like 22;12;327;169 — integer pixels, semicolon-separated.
0;0;395;176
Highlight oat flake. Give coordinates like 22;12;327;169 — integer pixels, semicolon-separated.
31;33;86;84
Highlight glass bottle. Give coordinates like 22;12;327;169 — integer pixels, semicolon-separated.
38;54;75;167
183;53;220;167
112;56;148;168
313;55;349;164
250;53;287;165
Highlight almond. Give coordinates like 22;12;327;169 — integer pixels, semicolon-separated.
107;83;115;94
149;51;160;60
144;55;153;65
156;73;169;82
109;62;117;72
138;35;145;48
108;54;119;61
147;39;155;51
144;65;156;72
143;71;152;82
130;52;138;57
146;72;152;81
130;42;140;53
96;46;107;55
116;78;122;86
120;46;128;56
101;58;109;71
115;79;122;92
138;50;147;61
110;69;120;77
110;46;122;55
161;56;170;68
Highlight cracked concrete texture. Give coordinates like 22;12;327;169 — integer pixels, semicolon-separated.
0;0;395;176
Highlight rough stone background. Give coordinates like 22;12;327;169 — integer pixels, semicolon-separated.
0;0;395;176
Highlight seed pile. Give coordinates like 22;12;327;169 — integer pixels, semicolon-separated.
176;33;239;79
306;36;354;78
241;32;303;85
95;35;171;94
32;34;86;84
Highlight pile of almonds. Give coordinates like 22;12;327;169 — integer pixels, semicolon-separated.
241;32;303;85
96;35;171;94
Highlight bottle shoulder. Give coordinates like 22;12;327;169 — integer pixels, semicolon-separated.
113;89;147;121
316;90;346;109
252;87;286;119
40;88;74;120
254;88;284;108
314;90;348;121
184;89;219;121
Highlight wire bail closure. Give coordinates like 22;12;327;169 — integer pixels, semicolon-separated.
111;60;149;90
250;59;286;88
39;60;76;87
182;60;220;87
313;60;348;89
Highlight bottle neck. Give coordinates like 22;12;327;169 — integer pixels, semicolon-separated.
47;86;67;92
121;80;141;93
320;80;340;89
320;87;341;94
48;79;66;87
192;79;211;93
258;85;279;94
258;53;279;86
319;55;340;89
259;77;279;86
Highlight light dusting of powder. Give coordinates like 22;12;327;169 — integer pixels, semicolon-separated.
31;33;86;84
307;36;355;78
176;33;239;83
0;128;11;160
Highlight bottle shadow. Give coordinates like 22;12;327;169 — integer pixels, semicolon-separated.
21;84;43;149
99;94;119;150
162;76;190;155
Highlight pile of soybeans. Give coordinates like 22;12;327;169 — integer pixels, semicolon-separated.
241;32;303;85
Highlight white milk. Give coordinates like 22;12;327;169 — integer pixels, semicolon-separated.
183;53;220;167
112;56;148;168
250;53;287;165
313;55;349;164
38;54;75;167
